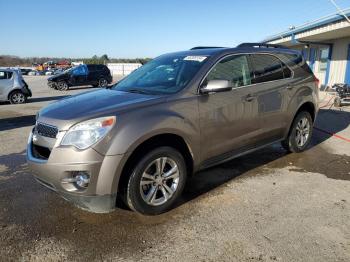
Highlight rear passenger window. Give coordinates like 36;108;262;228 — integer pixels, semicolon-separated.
206;55;252;88
251;54;289;83
0;71;12;79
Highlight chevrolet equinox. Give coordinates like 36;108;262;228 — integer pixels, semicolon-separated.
27;43;319;215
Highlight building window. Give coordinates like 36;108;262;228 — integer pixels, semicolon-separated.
318;48;329;72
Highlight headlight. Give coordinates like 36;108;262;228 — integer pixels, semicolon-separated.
61;116;116;150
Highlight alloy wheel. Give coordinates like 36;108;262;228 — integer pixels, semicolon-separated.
11;92;25;104
99;79;108;87
139;157;180;206
295;117;311;147
58;82;68;91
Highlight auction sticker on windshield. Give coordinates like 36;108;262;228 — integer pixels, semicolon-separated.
183;56;207;62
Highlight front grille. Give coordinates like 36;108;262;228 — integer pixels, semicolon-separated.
35;122;58;138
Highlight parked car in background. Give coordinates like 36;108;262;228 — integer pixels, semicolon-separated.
20;68;33;75
53;68;64;75
28;70;43;76
47;64;112;90
0;68;32;104
27;43;318;215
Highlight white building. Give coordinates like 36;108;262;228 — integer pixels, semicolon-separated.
264;9;350;89
107;63;142;76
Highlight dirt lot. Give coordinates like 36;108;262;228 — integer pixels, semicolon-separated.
0;76;349;261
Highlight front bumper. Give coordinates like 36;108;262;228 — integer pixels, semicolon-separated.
26;131;124;213
47;81;57;89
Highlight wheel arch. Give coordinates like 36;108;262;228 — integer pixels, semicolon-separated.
116;133;194;197
285;101;316;138
7;88;25;100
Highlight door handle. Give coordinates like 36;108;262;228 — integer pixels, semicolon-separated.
286;84;294;90
244;94;256;102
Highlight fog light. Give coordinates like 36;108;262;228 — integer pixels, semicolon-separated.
74;171;90;188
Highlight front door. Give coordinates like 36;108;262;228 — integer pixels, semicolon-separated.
70;65;88;86
198;54;260;163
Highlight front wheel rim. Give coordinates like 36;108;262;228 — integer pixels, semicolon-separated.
139;157;180;206
58;82;67;90
295;117;311;147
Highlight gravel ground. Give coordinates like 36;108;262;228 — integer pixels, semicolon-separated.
0;76;349;261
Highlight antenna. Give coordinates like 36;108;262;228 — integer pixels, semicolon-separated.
329;0;350;23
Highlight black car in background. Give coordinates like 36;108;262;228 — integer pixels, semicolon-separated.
20;68;33;75
47;64;112;90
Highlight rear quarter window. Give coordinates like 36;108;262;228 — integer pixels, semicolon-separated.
281;53;313;75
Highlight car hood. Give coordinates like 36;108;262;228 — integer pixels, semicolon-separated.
48;72;68;81
38;89;164;130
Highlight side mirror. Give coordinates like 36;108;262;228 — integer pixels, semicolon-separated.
200;80;232;94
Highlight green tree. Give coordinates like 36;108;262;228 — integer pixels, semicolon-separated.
101;54;109;61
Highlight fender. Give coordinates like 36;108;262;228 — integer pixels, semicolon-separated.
283;83;317;138
7;87;26;99
95;109;200;196
86;92;200;156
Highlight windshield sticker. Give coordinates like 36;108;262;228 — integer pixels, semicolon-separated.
183;56;207;62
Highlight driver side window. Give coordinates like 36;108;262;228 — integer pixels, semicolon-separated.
206;55;252;88
73;65;88;76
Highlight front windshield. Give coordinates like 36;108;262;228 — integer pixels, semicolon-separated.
113;54;208;95
64;67;75;73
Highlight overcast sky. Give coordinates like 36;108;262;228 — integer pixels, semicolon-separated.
1;0;349;58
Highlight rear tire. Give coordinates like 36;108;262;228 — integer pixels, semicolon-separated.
98;78;108;87
282;111;313;153
124;147;187;215
9;91;27;104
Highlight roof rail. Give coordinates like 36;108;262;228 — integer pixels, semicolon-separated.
190;46;224;50
237;43;289;49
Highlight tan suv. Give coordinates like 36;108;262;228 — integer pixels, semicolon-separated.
27;43;319;215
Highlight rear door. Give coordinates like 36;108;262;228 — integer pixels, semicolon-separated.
86;65;98;84
198;54;262;163
249;54;293;142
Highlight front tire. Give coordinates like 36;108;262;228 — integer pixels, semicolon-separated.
9;91;27;104
282;111;313;153
57;81;69;91
125;147;187;215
